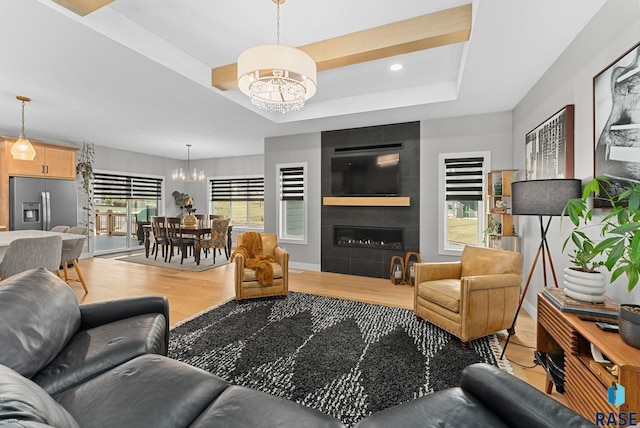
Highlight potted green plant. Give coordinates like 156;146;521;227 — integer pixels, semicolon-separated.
563;176;640;348
76;142;95;233
562;182;607;303
172;191;190;218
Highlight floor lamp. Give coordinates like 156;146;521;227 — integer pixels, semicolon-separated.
500;178;581;359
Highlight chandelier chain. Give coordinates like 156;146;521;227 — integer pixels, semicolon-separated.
20;100;26;135
276;0;280;45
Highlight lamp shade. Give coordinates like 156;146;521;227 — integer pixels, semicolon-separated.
511;179;582;216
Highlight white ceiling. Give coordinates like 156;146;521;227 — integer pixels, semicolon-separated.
0;0;607;160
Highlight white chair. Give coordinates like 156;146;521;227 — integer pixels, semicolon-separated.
61;226;88;293
50;225;70;233
0;236;63;280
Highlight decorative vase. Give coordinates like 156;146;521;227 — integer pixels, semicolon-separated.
493;181;503;196
563;267;606;303
619;304;640;350
183;213;197;226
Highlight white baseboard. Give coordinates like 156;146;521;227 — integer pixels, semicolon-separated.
290;262;320;272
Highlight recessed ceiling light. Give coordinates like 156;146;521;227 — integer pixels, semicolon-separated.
390;64;403;71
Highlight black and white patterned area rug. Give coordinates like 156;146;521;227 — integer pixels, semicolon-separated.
169;292;512;427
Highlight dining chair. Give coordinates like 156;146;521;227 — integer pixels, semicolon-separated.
50;225;70;233
208;215;224;256
195;214;207;228
201;217;231;264
150;216;170;261
0;236;63;280
166;217;194;264
60;226;88;293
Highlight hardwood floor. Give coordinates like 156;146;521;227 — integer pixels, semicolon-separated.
71;256;563;402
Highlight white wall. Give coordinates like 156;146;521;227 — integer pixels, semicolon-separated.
264;133;321;270
420;111;514;262
513;0;640;315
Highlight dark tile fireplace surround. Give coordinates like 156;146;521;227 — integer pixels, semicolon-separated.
321;122;420;279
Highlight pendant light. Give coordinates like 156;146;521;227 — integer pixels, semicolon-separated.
237;0;317;113
11;96;37;161
172;144;205;182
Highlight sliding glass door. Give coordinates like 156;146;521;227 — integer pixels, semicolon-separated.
93;172;163;255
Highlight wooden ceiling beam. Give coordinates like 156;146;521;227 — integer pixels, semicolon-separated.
52;0;117;16
211;3;472;91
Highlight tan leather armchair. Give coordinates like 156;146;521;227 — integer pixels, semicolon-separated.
234;233;289;301
414;245;523;346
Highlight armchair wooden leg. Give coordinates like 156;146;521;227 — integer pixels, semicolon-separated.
460;340;470;350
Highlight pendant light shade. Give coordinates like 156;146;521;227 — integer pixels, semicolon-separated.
237;0;317;113
11;96;36;161
238;44;317;113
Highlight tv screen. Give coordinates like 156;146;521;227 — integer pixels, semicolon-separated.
331;153;400;196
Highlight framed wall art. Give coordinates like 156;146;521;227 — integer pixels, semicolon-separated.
525;105;575;180
593;41;640;207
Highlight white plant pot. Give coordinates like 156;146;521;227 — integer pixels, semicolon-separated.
563;267;606;303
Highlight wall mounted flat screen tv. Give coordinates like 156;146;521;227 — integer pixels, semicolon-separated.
331;153;400;196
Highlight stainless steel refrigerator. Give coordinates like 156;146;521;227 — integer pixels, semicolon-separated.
9;177;78;231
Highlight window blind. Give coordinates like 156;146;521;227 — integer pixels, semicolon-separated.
210;177;264;201
445;157;484;201
280;166;305;201
93;173;162;199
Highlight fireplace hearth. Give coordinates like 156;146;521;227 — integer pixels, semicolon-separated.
334;226;403;251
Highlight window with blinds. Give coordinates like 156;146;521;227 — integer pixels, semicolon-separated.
208;176;265;228
439;152;489;254
93;173;162;199
279;166;304;201
277;163;307;243
444;157;484;201
210;177;264;202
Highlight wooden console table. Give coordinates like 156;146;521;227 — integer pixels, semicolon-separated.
537;293;640;422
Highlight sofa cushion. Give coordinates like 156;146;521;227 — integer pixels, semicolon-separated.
353;387;507;428
191;385;345;428
33;313;167;395
0;269;81;378
242;262;283;281
417;279;461;313
54;355;230;428
0;364;79;428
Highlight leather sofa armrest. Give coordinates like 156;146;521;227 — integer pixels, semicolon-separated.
415;262;461;284
461;274;522;291
233;252;245;268
79;296;169;345
460;363;593;427
272;246;289;270
234;253;245;296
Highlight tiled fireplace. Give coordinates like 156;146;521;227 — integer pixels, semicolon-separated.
321;121;420;279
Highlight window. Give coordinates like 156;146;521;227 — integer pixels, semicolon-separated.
438;152;489;255
278;163;307;243
209;176;264;228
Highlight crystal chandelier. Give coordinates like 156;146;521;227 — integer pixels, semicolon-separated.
10;96;37;160
172;144;205;182
237;0;317;114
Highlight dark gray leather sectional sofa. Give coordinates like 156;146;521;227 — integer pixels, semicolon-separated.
0;268;592;428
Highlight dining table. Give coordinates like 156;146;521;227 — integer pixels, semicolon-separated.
143;223;233;265
0;229;87;261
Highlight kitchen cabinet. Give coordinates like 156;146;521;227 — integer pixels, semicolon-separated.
0;137;77;230
3;137;77;179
